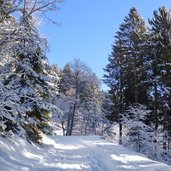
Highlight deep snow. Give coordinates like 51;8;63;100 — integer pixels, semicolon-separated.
0;134;171;171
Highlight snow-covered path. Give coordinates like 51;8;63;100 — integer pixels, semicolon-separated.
0;135;171;171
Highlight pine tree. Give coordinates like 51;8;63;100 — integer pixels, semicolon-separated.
0;0;62;142
117;7;148;105
148;6;171;132
146;7;171;158
104;7;148;144
0;0;21;136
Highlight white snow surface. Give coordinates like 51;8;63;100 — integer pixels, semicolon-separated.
0;134;171;171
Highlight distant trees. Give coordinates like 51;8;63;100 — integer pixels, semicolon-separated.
57;59;109;136
104;6;171;163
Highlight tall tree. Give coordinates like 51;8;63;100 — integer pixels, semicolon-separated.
148;6;171;133
104;7;148;144
0;0;63;141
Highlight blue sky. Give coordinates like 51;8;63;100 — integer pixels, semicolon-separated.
39;0;171;90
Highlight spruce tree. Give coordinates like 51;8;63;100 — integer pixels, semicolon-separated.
148;6;171;138
104;7;148;144
0;1;62;141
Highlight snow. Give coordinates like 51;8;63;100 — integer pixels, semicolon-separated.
0;134;171;171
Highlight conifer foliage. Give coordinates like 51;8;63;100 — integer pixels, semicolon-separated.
104;6;171;163
0;0;63;142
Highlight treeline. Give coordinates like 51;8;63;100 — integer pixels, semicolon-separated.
104;6;171;163
0;0;110;143
53;59;111;136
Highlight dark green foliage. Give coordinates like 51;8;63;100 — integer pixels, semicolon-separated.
147;6;171;131
104;6;171;155
25;124;42;143
104;7;148;122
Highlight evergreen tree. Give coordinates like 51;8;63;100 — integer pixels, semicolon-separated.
146;7;171;158
148;6;171;132
104;7;148;144
0;0;63;142
116;7;148;105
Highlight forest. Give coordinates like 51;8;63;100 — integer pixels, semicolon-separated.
0;0;171;165
104;6;171;163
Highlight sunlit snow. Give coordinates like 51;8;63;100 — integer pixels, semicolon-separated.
0;135;171;171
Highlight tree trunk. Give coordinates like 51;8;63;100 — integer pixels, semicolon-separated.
61;122;66;136
68;103;76;136
66;115;71;136
134;69;138;104
119;64;123;145
66;107;72;136
154;81;158;130
84;111;90;135
119;123;122;144
84;122;88;135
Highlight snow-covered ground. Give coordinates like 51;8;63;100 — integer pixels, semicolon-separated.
0;134;171;171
